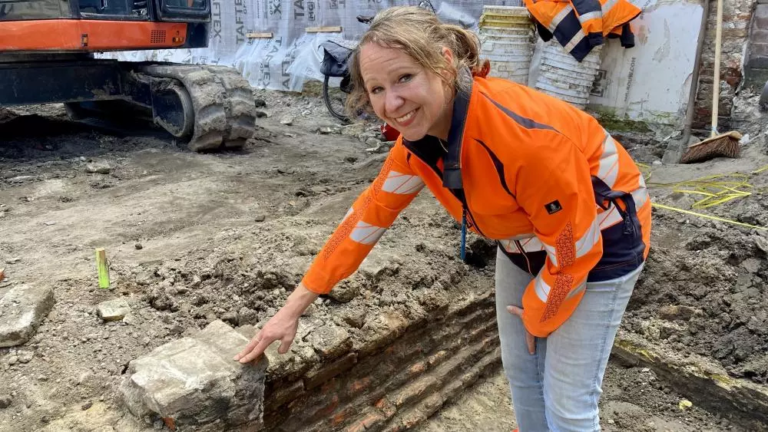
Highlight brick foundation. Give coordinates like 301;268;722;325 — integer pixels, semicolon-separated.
261;291;501;432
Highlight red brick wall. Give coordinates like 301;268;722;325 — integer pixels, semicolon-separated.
692;0;757;132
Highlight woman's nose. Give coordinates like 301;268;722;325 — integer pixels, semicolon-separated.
384;89;405;115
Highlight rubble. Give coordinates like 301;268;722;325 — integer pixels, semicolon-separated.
120;320;267;430
1;84;767;431
97;299;131;322
85;161;111;174
0;284;54;348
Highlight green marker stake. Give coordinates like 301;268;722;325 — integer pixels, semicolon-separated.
95;248;110;289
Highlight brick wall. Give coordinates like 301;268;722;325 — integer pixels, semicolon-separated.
692;0;758;132
259;292;501;432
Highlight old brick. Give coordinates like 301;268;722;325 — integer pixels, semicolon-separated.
420;393;445;418
757;4;768;18
357;311;409;356
375;397;397;418
313;394;340;420
264;379;304;413
722;28;748;38
751;43;768;58
756;4;768;24
347;377;372;397
426;350;450;367
408;360;427;377
362;411;387;429
758;14;768;30
391;376;438;408
263;338;318;383
752;30;768;44
344;420;367;432
330;404;357;427
401;409;428;430
304;352;357;390
344;410;387;432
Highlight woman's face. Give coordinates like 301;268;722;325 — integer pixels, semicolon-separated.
359;43;452;141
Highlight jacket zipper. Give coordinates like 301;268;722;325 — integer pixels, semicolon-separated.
461;200;486;238
401;140;486;238
515;240;534;274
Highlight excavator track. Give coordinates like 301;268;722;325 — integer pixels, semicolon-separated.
139;64;257;152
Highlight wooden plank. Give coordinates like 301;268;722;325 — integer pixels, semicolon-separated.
246;32;274;39
95;248;110;289
305;26;342;33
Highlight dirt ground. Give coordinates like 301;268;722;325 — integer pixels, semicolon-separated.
0;87;765;432
419;362;737;432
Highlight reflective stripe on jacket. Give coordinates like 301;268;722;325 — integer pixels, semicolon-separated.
302;70;651;338
524;0;641;61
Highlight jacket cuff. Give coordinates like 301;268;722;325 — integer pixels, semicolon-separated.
301;268;335;295
588;32;605;48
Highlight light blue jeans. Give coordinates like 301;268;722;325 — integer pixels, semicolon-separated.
495;248;644;432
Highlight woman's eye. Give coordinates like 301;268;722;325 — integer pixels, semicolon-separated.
398;74;412;83
370;87;383;95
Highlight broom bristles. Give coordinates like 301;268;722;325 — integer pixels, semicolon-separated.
680;131;742;164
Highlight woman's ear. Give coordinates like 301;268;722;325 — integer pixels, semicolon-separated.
441;46;454;65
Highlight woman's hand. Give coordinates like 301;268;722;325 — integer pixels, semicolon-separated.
234;283;319;364
507;305;536;355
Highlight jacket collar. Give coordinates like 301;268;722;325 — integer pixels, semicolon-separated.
442;67;473;190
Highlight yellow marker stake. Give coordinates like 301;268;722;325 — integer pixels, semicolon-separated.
95;248;110;289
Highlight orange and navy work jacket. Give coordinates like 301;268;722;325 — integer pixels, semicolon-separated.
524;0;642;61
302;71;651;337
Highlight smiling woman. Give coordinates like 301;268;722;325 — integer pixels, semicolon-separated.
235;6;653;431
344;7;486;142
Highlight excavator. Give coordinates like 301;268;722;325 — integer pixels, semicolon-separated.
0;0;256;151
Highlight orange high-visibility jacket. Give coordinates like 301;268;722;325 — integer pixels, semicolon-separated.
524;0;641;61
302;70;651;337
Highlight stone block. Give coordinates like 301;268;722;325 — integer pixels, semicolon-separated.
0;284;54;348
357;311;409;356
120;320;267;430
750;42;768;58
308;322;352;360
756;4;768;20
97;298;131;321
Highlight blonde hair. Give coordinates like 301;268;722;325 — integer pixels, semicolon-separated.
345;6;488;118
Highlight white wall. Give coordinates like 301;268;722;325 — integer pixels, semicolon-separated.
585;0;705;127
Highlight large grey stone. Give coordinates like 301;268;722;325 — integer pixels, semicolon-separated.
0;284;55;348
120;320;267;431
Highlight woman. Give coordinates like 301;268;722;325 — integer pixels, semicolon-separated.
235;6;651;431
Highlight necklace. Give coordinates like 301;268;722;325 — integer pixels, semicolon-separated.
438;139;448;153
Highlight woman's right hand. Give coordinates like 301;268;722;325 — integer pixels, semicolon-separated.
233;283;319;364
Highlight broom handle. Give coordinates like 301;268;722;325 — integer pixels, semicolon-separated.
711;0;723;138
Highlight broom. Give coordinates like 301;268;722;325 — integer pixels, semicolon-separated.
680;0;741;164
